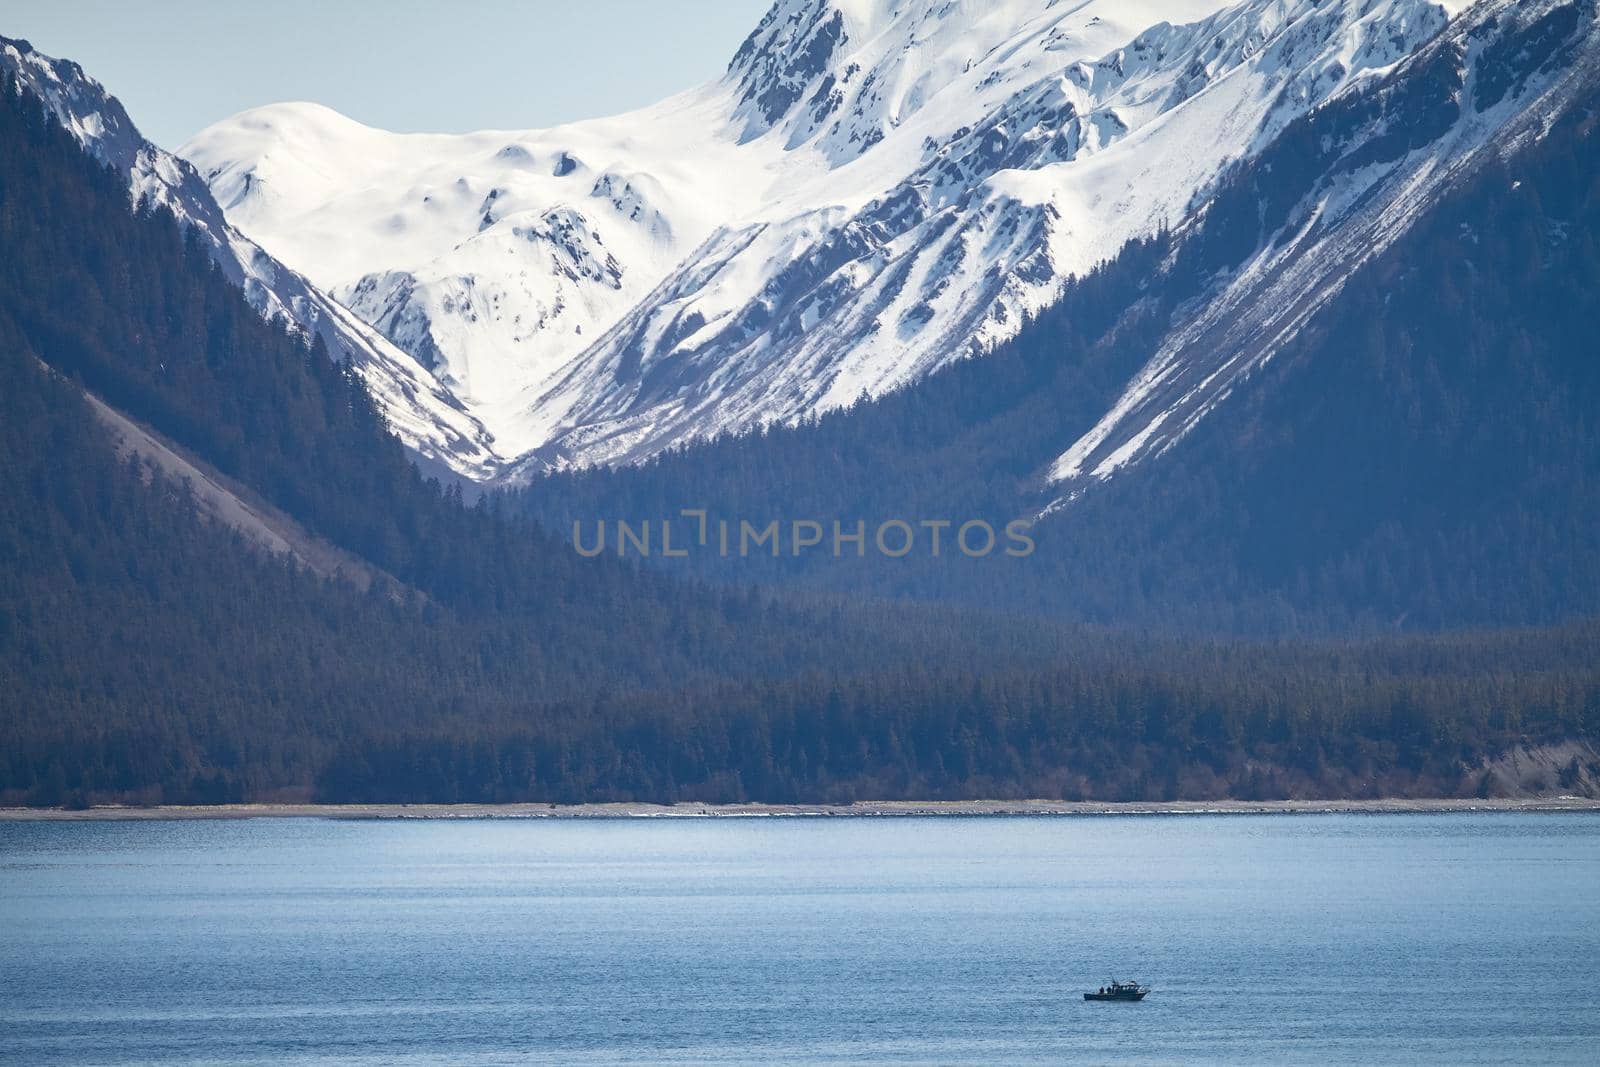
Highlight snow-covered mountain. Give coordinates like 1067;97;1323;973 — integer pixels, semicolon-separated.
0;36;500;479
1045;0;1600;505
180;0;1480;478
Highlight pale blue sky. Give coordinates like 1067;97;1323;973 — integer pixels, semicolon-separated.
2;1;773;149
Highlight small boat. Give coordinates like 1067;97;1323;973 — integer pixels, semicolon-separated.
1084;979;1150;1001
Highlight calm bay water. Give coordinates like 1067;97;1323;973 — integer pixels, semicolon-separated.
2;813;1598;1065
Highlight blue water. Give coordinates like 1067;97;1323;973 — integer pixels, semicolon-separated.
2;814;1598;1065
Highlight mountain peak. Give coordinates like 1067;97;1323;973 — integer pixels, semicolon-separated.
724;0;1025;152
720;1;1240;157
726;0;854;141
173;0;1531;479
2;34;145;171
1;35;502;479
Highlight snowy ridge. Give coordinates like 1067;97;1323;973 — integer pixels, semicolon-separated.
178;0;1472;479
522;0;1463;472
1044;0;1599;503
180;93;779;459
0;37;500;479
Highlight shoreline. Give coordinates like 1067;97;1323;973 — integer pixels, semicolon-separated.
3;797;1599;821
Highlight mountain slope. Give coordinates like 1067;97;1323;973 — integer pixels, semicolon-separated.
180;0;1468;476
1045;0;1600;493
0;35;500;479
522;0;1466;472
515;0;1600;632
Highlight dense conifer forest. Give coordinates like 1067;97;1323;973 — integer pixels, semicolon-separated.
2;71;1597;806
312;625;1600;805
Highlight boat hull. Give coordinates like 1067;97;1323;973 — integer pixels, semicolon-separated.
1083;992;1148;1001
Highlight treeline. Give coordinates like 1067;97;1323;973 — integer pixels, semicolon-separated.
316;628;1600;805
8;564;1598;806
